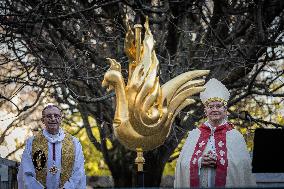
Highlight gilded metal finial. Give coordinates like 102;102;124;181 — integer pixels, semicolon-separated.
135;148;145;172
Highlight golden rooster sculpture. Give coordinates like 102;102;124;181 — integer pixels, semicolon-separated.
102;18;209;151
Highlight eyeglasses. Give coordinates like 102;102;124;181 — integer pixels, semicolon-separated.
43;114;61;119
206;104;225;110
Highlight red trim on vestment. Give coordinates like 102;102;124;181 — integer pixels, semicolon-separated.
189;122;234;187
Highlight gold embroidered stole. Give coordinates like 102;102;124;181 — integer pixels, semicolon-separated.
60;133;75;187
32;132;75;187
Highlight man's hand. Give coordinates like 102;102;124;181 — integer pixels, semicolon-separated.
201;151;217;168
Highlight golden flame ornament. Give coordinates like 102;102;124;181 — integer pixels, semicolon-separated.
102;17;209;151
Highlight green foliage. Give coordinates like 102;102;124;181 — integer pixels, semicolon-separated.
163;158;176;176
231;92;284;150
277;114;284;126
77;128;111;176
63;115;111;176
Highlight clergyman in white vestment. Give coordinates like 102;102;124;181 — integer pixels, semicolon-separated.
174;78;256;188
17;104;86;189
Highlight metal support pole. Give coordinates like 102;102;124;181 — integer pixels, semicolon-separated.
135;148;145;187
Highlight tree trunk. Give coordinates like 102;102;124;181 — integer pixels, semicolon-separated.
143;163;164;187
112;171;134;187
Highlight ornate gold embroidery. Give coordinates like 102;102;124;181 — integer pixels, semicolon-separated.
32;133;48;187
60;133;75;188
32;131;75;188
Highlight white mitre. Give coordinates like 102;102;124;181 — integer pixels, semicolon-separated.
200;78;230;105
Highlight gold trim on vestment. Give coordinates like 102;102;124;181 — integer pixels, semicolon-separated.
32;131;75;188
32;133;48;187
60;133;75;188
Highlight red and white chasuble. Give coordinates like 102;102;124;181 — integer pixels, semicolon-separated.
174;122;256;188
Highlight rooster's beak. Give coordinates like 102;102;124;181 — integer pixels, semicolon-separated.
102;79;114;92
102;79;107;87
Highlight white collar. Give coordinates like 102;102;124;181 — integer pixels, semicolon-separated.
43;128;65;143
205;119;227;131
